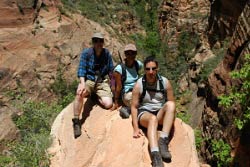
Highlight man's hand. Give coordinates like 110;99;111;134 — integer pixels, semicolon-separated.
133;128;144;138
111;102;120;111
77;83;86;97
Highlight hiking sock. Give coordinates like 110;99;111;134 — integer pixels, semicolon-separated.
74;115;79;119
150;147;159;153
160;131;169;138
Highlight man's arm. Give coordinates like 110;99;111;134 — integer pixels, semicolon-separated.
131;82;144;138
165;79;175;102
77;50;88;96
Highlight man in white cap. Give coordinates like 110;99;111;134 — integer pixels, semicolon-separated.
72;32;114;138
112;44;143;118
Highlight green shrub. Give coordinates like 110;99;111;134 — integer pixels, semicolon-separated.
219;54;250;129
4;64;77;166
13;101;62;135
176;111;190;124
211;139;232;167
178;31;199;62
11;133;51;167
194;129;202;150
0;154;12;166
199;54;224;82
6;101;62;167
50;66;77;107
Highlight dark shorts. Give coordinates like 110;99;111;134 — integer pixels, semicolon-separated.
137;109;160;122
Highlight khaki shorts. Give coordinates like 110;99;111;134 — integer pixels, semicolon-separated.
122;91;132;107
85;79;112;98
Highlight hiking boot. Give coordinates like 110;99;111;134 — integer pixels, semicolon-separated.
151;151;164;167
72;118;81;138
159;137;172;160
119;106;131;119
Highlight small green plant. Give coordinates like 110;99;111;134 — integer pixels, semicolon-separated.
194;129;202;150
199;53;224;82
0;154;12;166
178;30;199;62
218;54;250;129
176;111;190;124
50;66;77;107
211;139;232;167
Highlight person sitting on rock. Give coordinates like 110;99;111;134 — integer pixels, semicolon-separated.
131;56;176;167
111;44;143;118
72;32;114;138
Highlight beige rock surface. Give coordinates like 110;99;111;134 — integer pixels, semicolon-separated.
49;99;200;167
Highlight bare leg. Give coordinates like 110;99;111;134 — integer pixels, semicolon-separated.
140;112;159;149
157;101;175;134
72;90;90;138
73;91;89;118
157;101;175;160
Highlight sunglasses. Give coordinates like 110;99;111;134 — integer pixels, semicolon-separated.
125;51;136;56
92;38;104;43
145;67;157;71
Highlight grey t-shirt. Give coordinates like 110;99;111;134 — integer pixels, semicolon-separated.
138;76;168;112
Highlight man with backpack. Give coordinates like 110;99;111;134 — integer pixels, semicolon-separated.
72;32;114;138
131;56;176;167
111;44;143;118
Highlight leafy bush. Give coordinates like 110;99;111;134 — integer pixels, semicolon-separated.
0;154;12;166
211;139;232;167
50;66;77;108
199;54;224;82
2;66;76;166
5;101;62;167
219;54;250;129
11;133;51;167
13;102;62;135
194;129;202;150
178;31;199;62
176;111;190;124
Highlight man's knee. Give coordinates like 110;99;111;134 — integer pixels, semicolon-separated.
149;115;158;125
122;92;132;107
164;101;175;111
100;97;113;109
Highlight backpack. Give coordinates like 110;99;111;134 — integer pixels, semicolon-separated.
139;74;167;103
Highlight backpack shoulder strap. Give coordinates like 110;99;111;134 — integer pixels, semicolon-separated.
134;60;139;74
157;74;167;102
120;63;127;84
139;74;147;103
